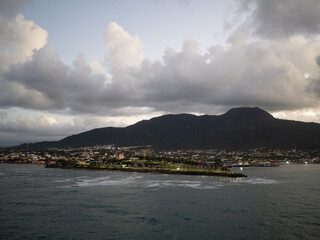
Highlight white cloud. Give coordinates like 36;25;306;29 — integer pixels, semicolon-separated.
104;22;144;73
0;14;47;72
89;58;107;75
268;36;320;76
272;108;320;123
2;20;320;115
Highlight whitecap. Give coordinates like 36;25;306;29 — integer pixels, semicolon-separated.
72;175;141;187
147;180;222;190
53;175;90;183
53;178;74;183
230;177;278;185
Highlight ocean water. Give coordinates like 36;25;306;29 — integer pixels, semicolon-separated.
0;164;319;240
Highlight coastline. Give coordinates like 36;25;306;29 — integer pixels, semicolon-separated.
45;165;247;178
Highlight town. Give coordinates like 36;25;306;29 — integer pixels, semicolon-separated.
1;146;319;168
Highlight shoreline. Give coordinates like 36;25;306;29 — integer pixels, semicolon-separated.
45;165;247;178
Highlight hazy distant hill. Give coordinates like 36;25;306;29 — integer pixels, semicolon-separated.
14;107;320;150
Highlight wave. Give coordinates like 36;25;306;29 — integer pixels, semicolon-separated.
230;177;278;185
76;175;143;187
53;175;89;183
147;180;223;190
146;177;278;190
59;175;143;188
56;174;277;189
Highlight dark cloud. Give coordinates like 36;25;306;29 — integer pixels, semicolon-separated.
1;14;319;119
3;36;314;116
310;55;320;98
317;55;320;67
2;3;320;145
3;45;141;114
158;40;313;112
0;0;29;18
0;81;54;110
240;0;320;38
0;111;7;120
0;113;128;146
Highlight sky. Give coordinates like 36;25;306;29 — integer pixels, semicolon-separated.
1;0;320;146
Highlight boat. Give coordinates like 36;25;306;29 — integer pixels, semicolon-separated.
256;161;280;167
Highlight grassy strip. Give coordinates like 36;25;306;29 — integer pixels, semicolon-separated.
46;165;246;177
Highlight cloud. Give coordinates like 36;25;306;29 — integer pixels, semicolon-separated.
136;37;318;112
310;55;320;99
0;114;76;146
0;110;160;146
3;44;150;115
1;1;320;122
317;55;320;67
89;59;107;75
234;1;320;109
0;111;7;120
2;2;320;146
0;14;48;72
239;0;320;38
0;11;48;113
0;81;55;110
3;47;108;112
104;22;144;73
0;0;29;18
273;108;320;123
2;19;320;116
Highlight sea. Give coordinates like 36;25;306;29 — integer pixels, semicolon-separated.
0;163;319;240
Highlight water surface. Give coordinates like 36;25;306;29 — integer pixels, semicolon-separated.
0;164;319;239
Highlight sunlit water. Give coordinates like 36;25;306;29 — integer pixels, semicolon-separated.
0;164;319;239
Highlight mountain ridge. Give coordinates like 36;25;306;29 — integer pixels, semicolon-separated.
11;107;320;150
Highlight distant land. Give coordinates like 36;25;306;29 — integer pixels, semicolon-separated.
11;107;320;150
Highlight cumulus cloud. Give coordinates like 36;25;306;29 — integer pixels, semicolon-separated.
0;110;161;146
0;0;28;18
317;55;320;67
273;108;320;123
239;0;320;38
136;37;317;112
89;59;107;75
0;14;47;72
0;81;54;110
3;44;148;115
310;55;320;99
104;22;144;73
0;111;7;120
0;4;48;114
0;114;75;146
2;0;320;146
234;0;320;110
2;18;320;116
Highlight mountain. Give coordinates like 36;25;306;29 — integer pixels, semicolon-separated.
14;107;320;150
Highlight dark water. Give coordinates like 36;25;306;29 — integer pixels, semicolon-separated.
0;164;319;240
